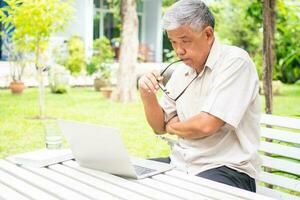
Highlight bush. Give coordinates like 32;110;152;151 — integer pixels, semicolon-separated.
259;80;283;96
87;37;114;85
274;1;300;83
163;49;178;63
48;64;70;94
64;36;86;75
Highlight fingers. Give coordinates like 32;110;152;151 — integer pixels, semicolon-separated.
166;124;174;135
139;70;164;94
168;116;179;124
144;76;157;92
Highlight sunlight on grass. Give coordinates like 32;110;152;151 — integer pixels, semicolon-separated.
0;87;170;159
0;83;299;158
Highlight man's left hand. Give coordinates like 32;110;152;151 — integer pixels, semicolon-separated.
166;116;180;134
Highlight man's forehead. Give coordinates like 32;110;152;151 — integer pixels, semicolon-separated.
167;26;194;38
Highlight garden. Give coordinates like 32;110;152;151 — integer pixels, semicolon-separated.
0;0;299;197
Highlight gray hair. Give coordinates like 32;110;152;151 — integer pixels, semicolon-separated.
162;0;215;31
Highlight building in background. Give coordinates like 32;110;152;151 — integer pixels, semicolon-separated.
0;0;163;62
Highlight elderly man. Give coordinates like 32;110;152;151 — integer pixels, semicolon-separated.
138;0;261;192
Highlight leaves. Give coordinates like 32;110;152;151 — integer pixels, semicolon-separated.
211;0;300;83
87;37;115;82
274;0;300;83
0;0;74;66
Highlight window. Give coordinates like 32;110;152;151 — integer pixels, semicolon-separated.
93;0;144;42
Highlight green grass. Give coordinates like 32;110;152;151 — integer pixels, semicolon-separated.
0;87;170;159
264;84;300;117
0;83;299;159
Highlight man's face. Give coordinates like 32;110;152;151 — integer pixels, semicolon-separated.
167;25;214;71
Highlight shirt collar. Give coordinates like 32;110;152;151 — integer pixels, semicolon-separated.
204;39;221;70
184;39;221;76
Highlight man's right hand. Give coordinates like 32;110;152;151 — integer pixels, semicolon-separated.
138;70;163;95
138;70;166;134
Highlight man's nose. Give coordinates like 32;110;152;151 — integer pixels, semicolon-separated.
176;46;186;56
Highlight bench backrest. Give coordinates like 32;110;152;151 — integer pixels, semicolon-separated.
258;114;300;200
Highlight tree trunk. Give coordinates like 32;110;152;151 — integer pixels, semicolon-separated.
37;65;45;119
36;45;45;119
262;0;276;114
262;0;276;189
111;0;139;103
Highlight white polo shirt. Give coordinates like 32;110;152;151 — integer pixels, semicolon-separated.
159;40;262;179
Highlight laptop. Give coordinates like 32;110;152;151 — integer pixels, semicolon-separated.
58;120;174;179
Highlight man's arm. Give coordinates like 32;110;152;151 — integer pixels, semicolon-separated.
139;71;166;134
166;112;225;139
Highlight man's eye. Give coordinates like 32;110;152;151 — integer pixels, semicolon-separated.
182;40;190;43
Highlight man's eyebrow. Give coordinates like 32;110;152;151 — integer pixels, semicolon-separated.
178;35;189;39
169;35;189;40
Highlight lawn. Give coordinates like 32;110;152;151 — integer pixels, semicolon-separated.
0;83;299;159
0;87;170;159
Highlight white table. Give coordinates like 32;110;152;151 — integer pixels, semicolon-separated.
0;158;274;200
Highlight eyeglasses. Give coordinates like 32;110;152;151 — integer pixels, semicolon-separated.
157;60;198;101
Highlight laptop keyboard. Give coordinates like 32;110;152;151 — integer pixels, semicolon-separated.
133;165;156;176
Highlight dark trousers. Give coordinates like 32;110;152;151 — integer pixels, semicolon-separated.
150;157;256;192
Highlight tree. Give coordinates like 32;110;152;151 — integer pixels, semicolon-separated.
274;1;300;83
262;0;276;114
112;0;139;103
0;0;74;118
210;0;263;77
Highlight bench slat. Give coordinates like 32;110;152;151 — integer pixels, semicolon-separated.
0;181;31;200
261;127;300;144
166;170;274;200
261;155;300;175
61;160;179;200
259;171;300;192
152;173;242;200
257;186;300;200
260;114;300;130
0;166;57;200
55;161;152;200
137;177;210;200
23;165;116;199
259;141;300;160
0;160;91;200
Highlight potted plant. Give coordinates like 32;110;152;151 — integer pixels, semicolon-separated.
87;37;114;95
2;34;26;94
97;63;114;98
9;59;26;94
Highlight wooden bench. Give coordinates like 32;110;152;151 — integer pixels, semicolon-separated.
258;114;300;200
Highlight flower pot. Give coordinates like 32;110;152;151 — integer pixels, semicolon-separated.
100;87;114;98
94;78;108;91
9;81;25;94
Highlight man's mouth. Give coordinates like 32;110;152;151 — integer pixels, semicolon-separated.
181;58;191;62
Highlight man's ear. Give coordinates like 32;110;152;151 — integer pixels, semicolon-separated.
204;26;214;43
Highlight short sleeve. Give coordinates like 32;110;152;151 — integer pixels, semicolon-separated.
201;58;259;128
159;94;177;122
159;69;178;123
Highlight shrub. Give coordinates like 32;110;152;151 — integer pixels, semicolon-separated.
87;37;114;85
64;35;86;75
259;80;283;96
48;64;70;94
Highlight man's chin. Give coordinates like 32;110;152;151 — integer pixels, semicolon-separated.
183;59;193;66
